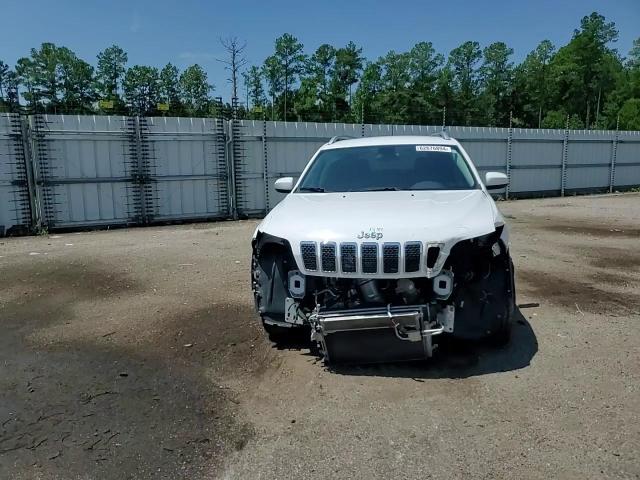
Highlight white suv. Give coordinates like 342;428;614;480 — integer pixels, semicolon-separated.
251;134;515;364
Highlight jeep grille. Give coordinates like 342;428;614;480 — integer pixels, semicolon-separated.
300;241;427;274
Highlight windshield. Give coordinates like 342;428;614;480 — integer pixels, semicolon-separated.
296;144;478;193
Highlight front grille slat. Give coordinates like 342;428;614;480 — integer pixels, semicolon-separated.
301;242;318;271
383;243;400;273
404;242;422;272
340;243;357;273
426;246;440;269
361;243;378;274
321;243;337;272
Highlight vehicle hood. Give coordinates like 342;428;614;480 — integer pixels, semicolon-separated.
255;189;504;277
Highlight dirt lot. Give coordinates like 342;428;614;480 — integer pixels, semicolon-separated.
1;193;639;479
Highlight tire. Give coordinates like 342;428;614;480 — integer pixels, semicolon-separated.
488;314;512;346
489;257;516;346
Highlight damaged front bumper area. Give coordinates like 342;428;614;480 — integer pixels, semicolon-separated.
252;228;515;365
311;304;453;364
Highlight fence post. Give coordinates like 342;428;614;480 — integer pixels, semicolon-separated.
134;116;147;223
561;114;569;197
609;115;620;193
226;118;238;220
28;114;55;228
505;111;513;200
128;116;154;225
19;114;41;230
262;119;270;213
212;109;230;218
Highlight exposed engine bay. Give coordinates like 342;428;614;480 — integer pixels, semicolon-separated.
251;229;515;364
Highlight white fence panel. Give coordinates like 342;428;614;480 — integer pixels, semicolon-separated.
35;114;132;228
147;117;228;221
510;129;565;193
615;132;640;188
565;131;615;190
0;114;31;234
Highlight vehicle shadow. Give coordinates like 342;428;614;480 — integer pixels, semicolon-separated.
270;308;538;378
268;326;313;351
329;308;538;379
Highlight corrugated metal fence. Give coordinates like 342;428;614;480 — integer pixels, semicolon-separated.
1;113;639;234
0;115;33;235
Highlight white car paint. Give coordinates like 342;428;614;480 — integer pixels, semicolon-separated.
274;176;295;192
484;171;509;189
254;135;509;279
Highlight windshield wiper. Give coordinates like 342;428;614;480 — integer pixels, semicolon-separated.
364;187;400;191
298;186;325;192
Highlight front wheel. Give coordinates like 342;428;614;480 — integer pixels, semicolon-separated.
488;257;516;346
488;313;512;346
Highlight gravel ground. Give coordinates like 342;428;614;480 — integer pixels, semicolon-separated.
0;193;639;479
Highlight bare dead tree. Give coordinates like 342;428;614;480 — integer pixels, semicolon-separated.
217;36;248;103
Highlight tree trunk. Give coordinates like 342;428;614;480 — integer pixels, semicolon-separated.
585;101;590;129
284;66;288;122
595;88;601;128
538;105;542;128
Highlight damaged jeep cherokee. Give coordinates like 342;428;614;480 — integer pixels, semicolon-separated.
251;134;515;364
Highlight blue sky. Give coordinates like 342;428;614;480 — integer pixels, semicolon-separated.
1;0;638;101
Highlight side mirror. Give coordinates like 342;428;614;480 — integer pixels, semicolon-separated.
484;171;509;190
274;176;294;193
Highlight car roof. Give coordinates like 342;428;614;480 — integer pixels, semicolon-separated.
320;135;460;150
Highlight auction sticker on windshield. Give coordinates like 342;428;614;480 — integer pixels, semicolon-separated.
416;145;452;152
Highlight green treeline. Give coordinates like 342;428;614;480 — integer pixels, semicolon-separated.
0;12;638;129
